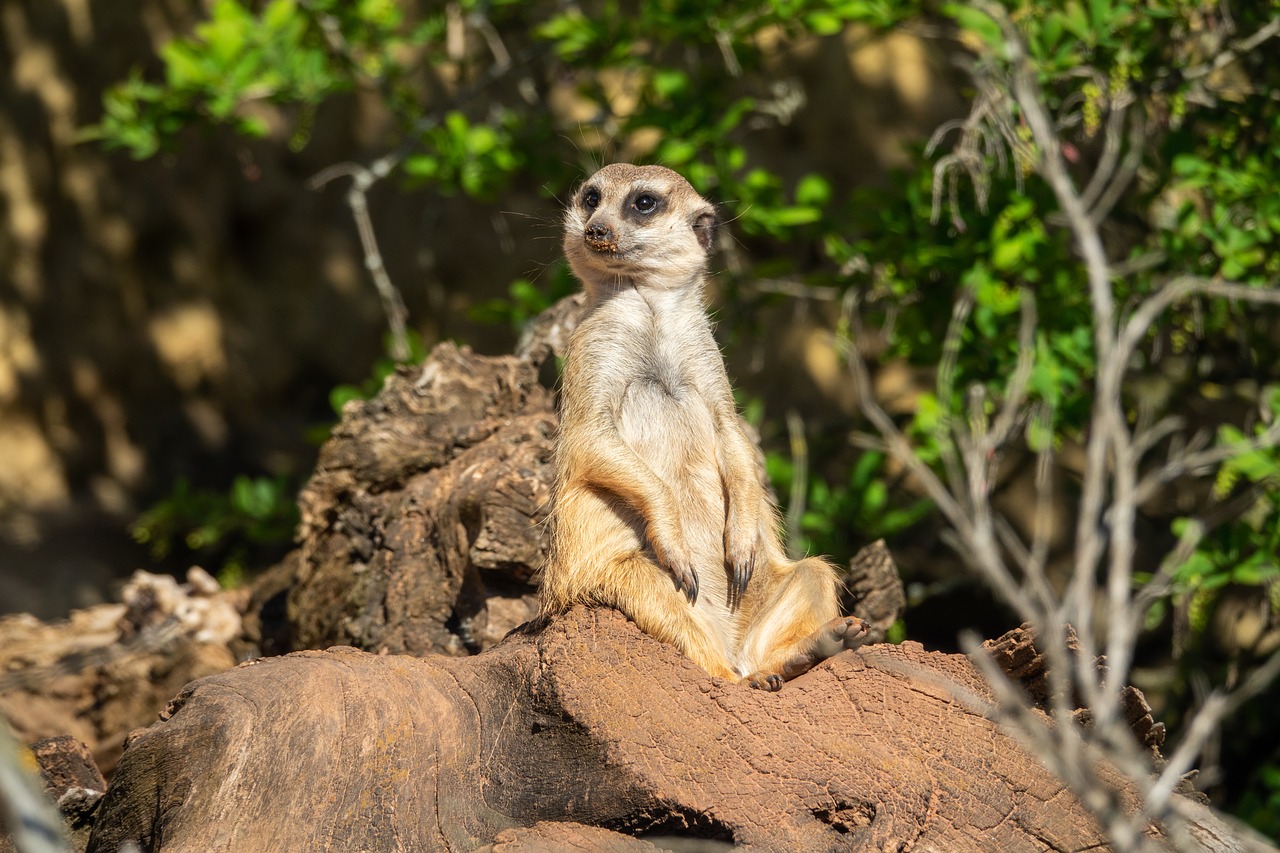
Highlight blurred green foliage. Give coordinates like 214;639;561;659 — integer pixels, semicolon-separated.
91;0;1280;832
131;474;298;587
469;268;579;331
1170;407;1280;620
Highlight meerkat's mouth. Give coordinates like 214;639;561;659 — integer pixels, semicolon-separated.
584;232;621;254
579;250;646;280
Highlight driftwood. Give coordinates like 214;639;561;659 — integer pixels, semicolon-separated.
272;341;559;659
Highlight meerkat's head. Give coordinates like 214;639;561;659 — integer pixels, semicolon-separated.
563;164;718;295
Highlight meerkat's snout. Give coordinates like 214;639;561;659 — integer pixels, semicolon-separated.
584;221;619;254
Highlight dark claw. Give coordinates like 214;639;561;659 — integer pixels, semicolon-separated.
736;559;753;598
682;570;699;605
748;673;783;691
726;556;752;610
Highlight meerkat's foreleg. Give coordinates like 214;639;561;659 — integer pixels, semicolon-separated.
715;416;773;605
737;557;870;690
564;430;701;602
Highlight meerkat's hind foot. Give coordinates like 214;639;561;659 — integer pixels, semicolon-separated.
742;616;871;692
745;672;784;691
809;615;871;661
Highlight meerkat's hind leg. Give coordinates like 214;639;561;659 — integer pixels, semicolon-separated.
743;616;870;691
737;556;869;691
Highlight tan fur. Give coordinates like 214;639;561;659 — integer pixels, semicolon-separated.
540;164;869;689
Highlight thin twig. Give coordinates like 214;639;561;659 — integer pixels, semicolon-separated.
308;163;410;360
304;24;548;359
1176;16;1280;85
784;409;808;560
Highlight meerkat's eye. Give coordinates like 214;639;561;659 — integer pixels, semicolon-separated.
633;194;658;214
582;188;600;210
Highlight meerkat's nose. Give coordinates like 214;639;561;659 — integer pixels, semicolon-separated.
584;222;617;252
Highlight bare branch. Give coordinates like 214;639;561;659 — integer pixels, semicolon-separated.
1118;277;1280;371
875;6;1280;850
935;285;975;498
845;316;1040;624
308;163;411;361
1147;650;1280;820
1177;16;1280;85
983;290;1038;451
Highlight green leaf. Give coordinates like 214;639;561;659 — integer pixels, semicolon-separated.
162;42;209;87
942;4;1002;52
862;479;887;514
262;0;297;31
1062;0;1092;41
795;174;831;207
805;12;844;35
330;384;364;415
1026;416;1053;453
1143;599;1167;631
769;206;822;226
657;138;697;166
1088;0;1112;32
1040;13;1064;53
849;450;884;490
652;69;688;98
404;155;440;178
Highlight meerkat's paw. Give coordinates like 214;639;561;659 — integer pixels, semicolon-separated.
646;526;700;604
723;529;762;607
809;615;871;661
745;672;784;692
744;617;870;692
653;544;699;604
669;561;699;605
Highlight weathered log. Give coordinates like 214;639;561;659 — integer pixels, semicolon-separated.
89;606;1177;853
261;296;584;662
842;539;904;645
0;570;245;779
277;341;558;659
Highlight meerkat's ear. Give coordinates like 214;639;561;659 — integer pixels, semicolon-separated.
693;209;719;255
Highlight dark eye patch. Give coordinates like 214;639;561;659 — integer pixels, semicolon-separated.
623;190;664;220
581;187;601;210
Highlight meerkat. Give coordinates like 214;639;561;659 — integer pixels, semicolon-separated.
540;163;869;690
